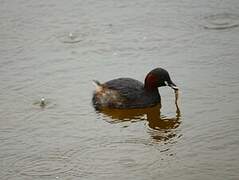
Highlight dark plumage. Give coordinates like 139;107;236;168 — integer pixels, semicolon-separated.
92;67;178;109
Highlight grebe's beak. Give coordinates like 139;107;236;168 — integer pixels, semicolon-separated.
165;80;179;90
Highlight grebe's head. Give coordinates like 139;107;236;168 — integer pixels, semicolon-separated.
144;68;178;91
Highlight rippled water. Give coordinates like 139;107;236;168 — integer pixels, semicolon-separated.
1;0;239;179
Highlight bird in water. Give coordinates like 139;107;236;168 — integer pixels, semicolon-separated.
92;67;178;109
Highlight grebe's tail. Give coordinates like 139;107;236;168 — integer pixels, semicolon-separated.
92;80;103;92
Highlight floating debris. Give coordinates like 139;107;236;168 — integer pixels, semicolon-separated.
40;97;46;107
58;31;83;44
68;32;74;39
33;97;52;109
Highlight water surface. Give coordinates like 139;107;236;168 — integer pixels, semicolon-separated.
0;0;239;179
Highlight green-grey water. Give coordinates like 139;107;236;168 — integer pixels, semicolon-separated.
1;0;239;179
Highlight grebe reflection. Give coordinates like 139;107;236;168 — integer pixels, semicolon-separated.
97;104;180;127
94;104;181;142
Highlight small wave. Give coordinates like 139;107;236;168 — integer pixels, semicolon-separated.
203;13;239;30
11;155;73;177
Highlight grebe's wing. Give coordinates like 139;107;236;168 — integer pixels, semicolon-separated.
104;78;144;100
